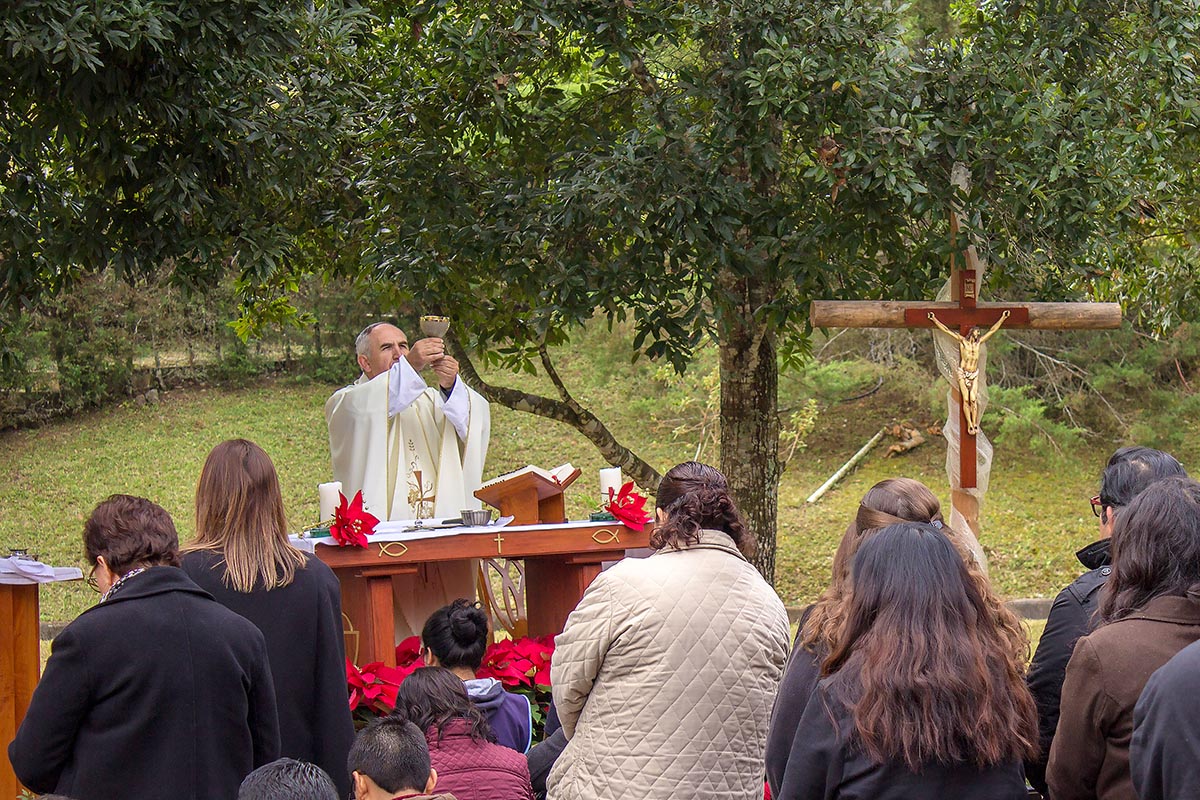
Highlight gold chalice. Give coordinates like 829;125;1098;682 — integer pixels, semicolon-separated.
419;315;450;338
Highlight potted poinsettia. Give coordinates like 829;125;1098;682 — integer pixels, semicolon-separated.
345;659;409;727
346;634;556;739
477;635;555;733
330;489;378;548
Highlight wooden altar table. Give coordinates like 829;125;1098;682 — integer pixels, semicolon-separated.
314;521;651;666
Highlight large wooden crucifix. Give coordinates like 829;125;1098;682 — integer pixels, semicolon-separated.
810;236;1121;541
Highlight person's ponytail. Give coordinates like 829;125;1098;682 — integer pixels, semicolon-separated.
651;462;755;557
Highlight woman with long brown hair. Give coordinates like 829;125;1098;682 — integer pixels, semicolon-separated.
1048;476;1200;800
181;439;355;798
765;478;1026;794
778;522;1038;799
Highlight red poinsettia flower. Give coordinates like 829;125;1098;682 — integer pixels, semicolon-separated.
395;635;422;667
330;489;378;547
604;481;652;531
346;659;407;715
479;635;555;689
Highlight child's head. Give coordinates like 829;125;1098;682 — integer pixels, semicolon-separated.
347;716;437;799
237;758;338;800
421;598;489;671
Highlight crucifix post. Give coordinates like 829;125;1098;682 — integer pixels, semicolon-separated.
810;289;1120;543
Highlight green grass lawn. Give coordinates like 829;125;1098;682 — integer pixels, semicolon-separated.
1;329;1121;624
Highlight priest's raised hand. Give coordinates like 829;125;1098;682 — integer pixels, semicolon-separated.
430;354;459;391
404;336;448;374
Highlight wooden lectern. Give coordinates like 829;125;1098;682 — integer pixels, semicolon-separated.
474;467;582;525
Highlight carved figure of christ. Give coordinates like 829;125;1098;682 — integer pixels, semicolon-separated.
810;274;1120;540
928;309;1011;436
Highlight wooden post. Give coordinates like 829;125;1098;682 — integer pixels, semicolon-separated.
1;584;41;798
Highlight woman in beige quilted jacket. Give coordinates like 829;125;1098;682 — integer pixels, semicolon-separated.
547;461;791;800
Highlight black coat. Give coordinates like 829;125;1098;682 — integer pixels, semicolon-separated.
1025;538;1111;795
765;613;823;797
1131;638;1200;800
181;549;355;800
8;567;280;800
777;676;1029;800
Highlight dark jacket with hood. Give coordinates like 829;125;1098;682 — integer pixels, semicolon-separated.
464;677;532;753
1025;538;1111;794
8;567;280;800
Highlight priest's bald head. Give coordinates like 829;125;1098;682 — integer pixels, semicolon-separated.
356;323;409;379
354;322;453;386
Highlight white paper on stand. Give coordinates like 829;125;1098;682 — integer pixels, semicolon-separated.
0;557;83;585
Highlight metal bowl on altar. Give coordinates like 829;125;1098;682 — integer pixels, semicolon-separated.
461;509;493;527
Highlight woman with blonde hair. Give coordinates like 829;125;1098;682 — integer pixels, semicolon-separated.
181;438;355;798
765;477;1028;795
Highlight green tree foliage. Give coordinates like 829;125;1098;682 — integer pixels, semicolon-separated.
3;0;1197;579
334;0;1199;576
0;0;366;308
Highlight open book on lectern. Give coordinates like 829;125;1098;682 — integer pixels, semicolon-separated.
475;463;582;525
478;463;578;490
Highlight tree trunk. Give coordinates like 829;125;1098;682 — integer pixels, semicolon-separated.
718;305;780;583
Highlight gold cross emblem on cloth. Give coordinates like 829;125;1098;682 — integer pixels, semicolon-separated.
407;469;436;519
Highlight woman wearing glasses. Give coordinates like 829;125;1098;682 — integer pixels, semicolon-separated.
8;494;279;800
1048;476;1200;800
181;438;356;799
1025;446;1186;795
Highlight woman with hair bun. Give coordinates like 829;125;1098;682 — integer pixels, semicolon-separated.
765;477;1027;796
421;598;533;753
778;523;1037;799
547;461;790;799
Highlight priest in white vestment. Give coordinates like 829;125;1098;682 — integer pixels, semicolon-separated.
325;322;490;637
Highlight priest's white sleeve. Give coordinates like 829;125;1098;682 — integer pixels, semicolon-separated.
439;378;469;441
387;359;468;440
388;359;431;417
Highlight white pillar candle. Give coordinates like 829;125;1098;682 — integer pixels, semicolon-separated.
318;481;343;522
599;467;623;504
